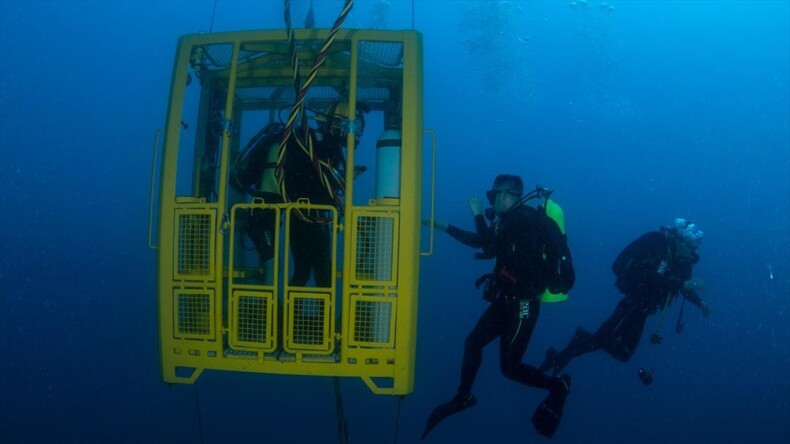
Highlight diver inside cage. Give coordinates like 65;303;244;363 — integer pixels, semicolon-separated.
230;101;369;288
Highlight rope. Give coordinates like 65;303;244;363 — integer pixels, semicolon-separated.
276;0;354;223
193;383;205;444
305;0;315;28
209;0;218;33
334;377;351;444
280;0;307;144
411;0;415;30
393;395;405;444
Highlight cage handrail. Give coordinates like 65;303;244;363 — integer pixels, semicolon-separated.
148;129;163;250
420;129;436;256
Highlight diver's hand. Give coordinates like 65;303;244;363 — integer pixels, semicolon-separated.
421;219;447;232
353;165;367;179
699;300;711;317
469;195;483;216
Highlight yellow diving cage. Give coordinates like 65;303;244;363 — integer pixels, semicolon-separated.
151;29;424;395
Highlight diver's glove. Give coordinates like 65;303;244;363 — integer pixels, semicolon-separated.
699;300;711;316
353;165;367;179
684;277;706;290
421;219;447;232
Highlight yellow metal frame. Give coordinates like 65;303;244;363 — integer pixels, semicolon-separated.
155;29;424;395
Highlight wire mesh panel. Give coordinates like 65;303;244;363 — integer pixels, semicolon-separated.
174;210;215;280
353;213;398;285
230;290;276;351
359;40;404;67
174;289;214;340
349;294;396;348
194;43;236;72
285;291;332;353
229;205;281;285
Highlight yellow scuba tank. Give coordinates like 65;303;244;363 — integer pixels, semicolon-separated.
540;198;570;303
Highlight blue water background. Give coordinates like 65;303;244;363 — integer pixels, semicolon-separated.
1;1;788;443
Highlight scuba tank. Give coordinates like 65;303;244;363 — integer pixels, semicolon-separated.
540;198;570;303
375;125;401;199
364;124;401;343
520;185;573;303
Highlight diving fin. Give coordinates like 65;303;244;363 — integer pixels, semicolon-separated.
420;393;477;440
531;374;571;438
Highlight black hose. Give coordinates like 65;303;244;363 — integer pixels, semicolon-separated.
676;297;686;333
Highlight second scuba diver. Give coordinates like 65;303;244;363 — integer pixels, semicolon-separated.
539;218;711;377
421;174;574;440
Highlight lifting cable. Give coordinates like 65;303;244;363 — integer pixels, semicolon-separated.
208;0;219;33
334;377;351;444
193;383;206;444
411;0;415;30
305;0;315;28
393;395;405;444
275;0;354;222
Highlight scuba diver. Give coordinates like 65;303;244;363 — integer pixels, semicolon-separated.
231;101;366;287
285;101;365;287
231;123;286;285
421;175;573;440
538;218;712;377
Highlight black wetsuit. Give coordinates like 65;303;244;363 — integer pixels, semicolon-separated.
445;204;565;397
284;132;345;287
245;191;283;264
238;127;345;287
234;127;283;267
543;231;704;372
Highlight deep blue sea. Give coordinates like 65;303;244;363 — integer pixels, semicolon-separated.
1;1;788;443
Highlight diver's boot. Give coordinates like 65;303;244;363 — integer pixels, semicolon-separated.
539;347;571;377
538;347;559;375
531;374;571;438
421;392;478;440
540;327;596;377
